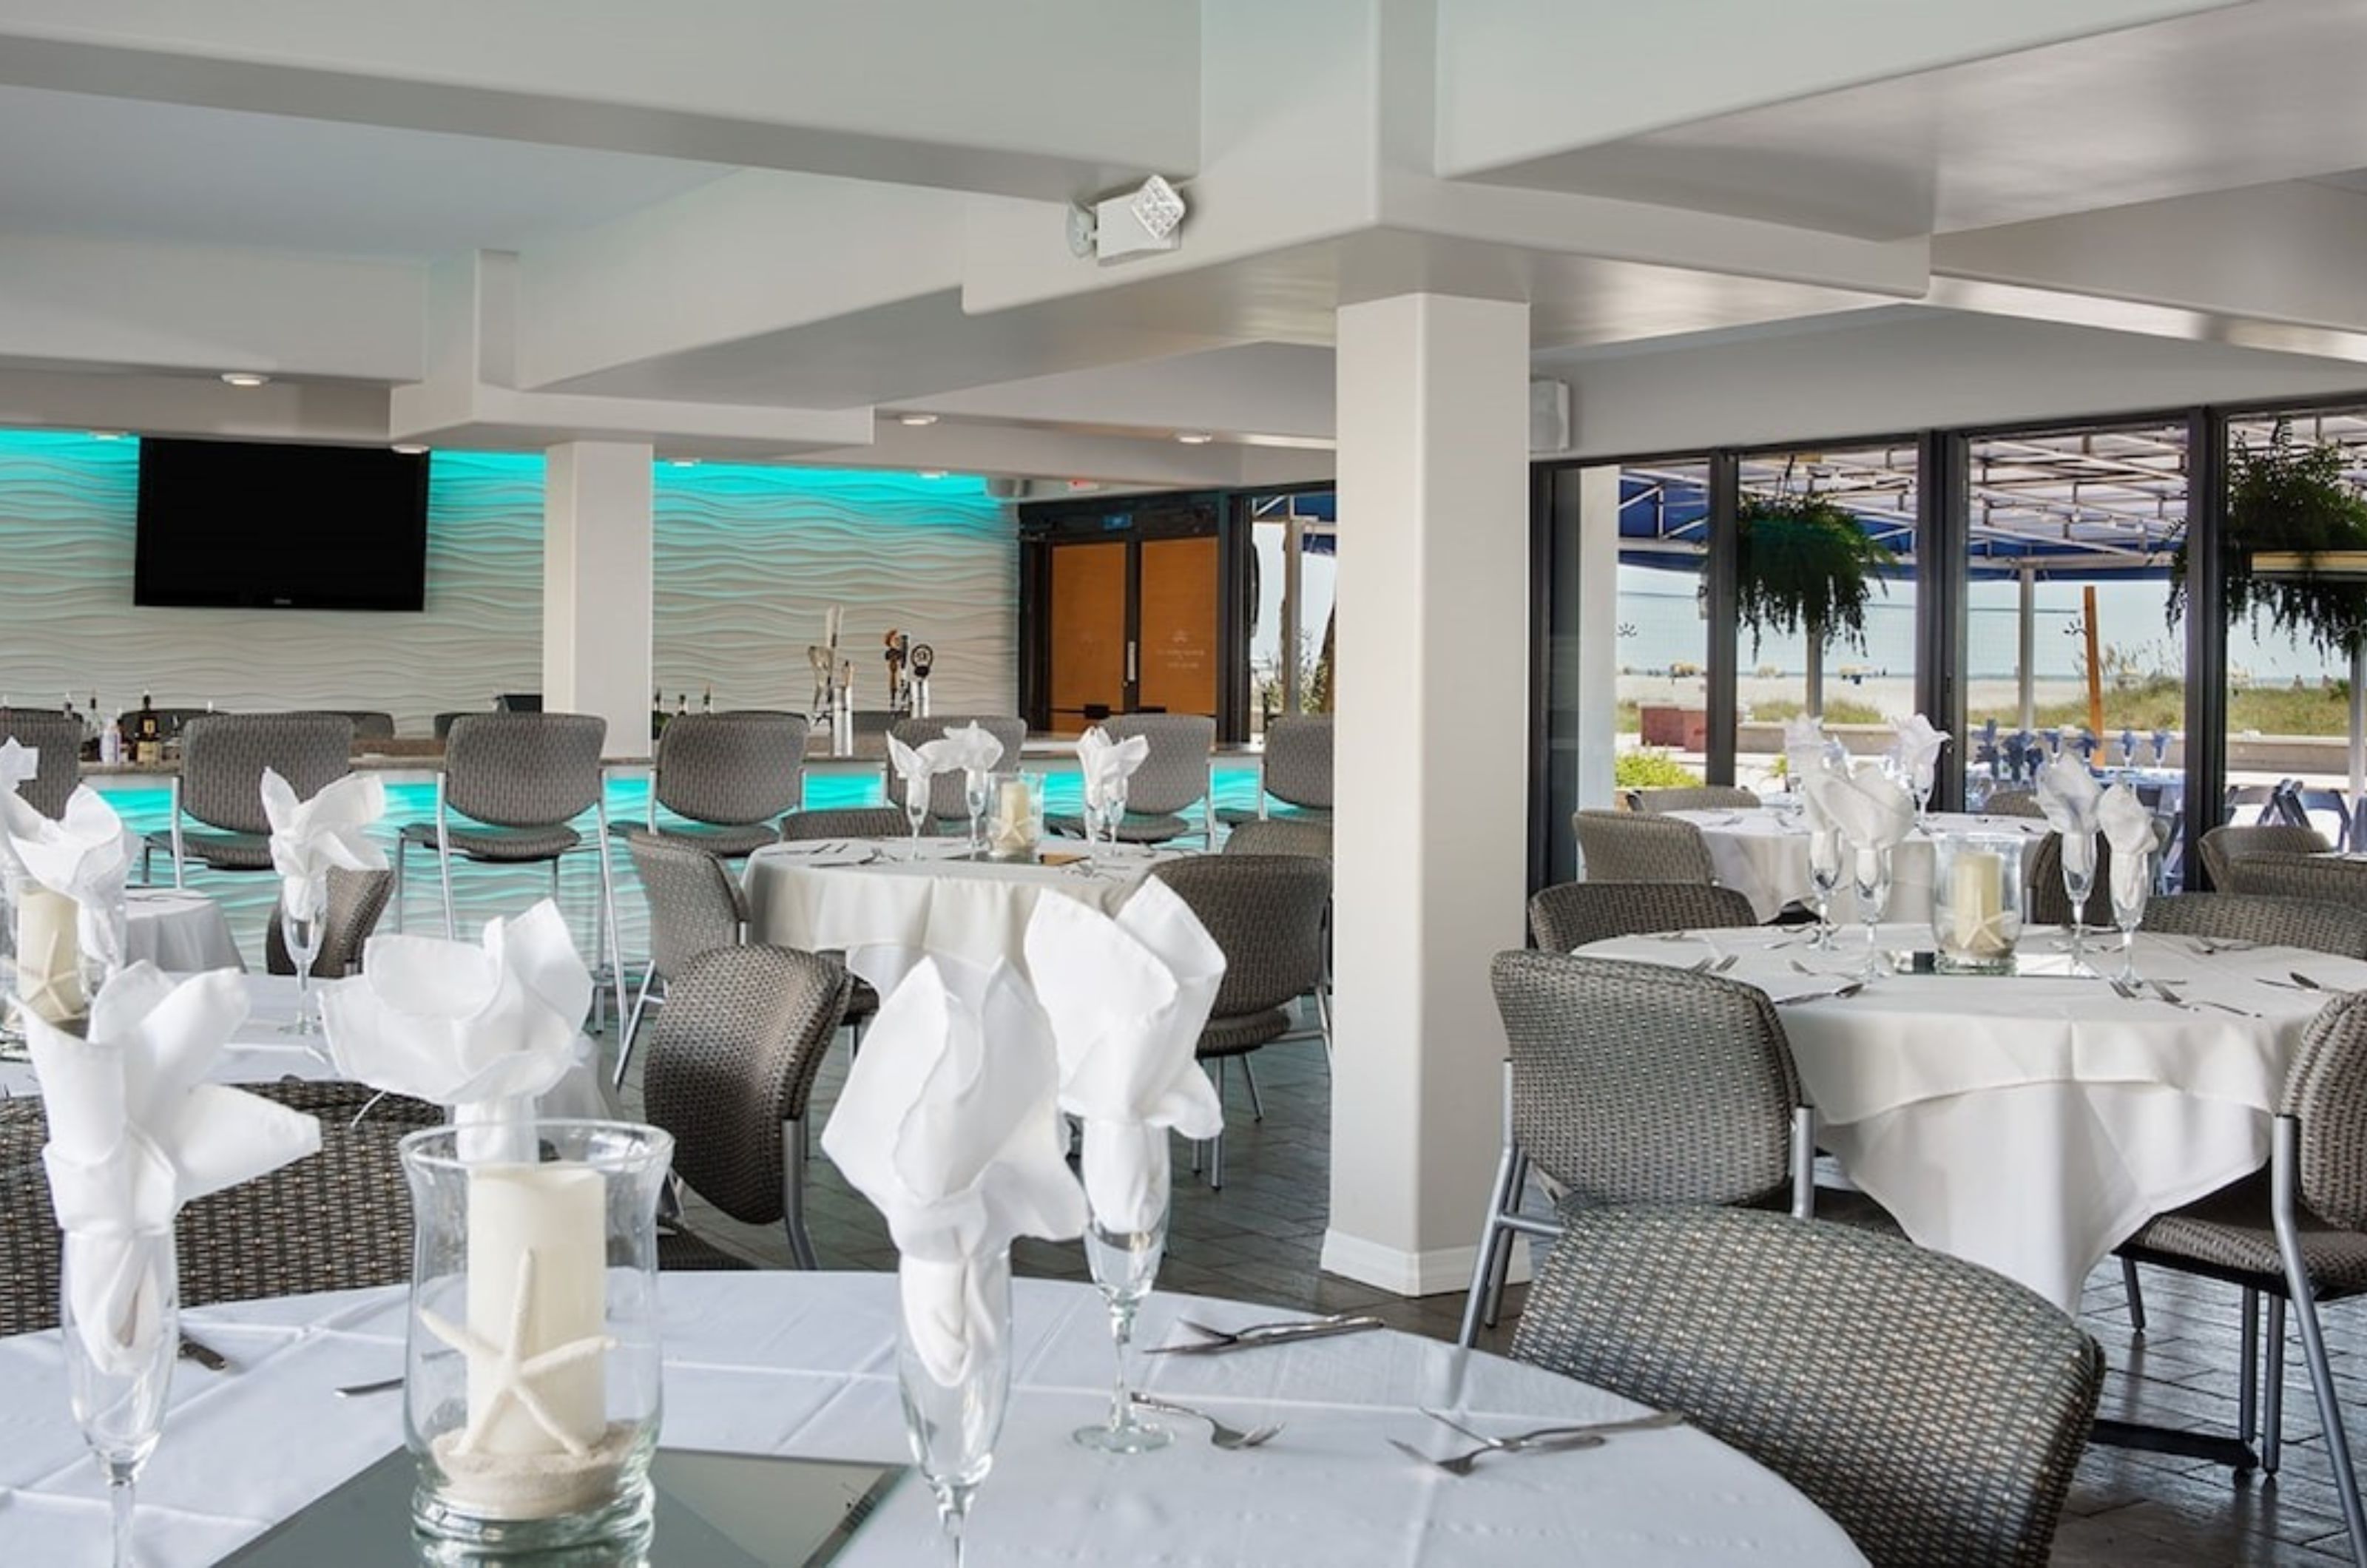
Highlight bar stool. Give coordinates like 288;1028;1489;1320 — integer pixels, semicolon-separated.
617;712;808;858
395;712;625;1030
143;712;353;888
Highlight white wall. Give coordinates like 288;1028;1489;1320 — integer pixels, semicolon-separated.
0;433;1016;731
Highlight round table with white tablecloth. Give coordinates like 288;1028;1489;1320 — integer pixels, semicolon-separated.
741;837;1188;993
1578;922;2367;1309
0;1272;1865;1566
1668;807;2052;924
124;886;245;972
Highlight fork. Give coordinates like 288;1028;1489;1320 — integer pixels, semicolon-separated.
1419;1408;1685;1450
1390;1432;1607;1476
1132;1395;1283;1450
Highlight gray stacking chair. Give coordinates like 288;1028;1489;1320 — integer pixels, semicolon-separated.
882;714;1026;828
318;710;396;741
265;866;395;978
1460;952;1826;1347
1526;881;1758;954
624;712;808;858
641;944;852;1271
1144;854;1332;1189
2116;991;2367;1565
145;712;353;886
1982;788;2046;819
1571;808;1718;885
1049;714;1218;847
2226;851;2367;909
774;809;899;1041
1629;785;1762;814
1511;1204;2104;1568
0;1082;439;1334
2199;823;2331;890
1218;714;1332;827
395;712;624;1028
2138;892;2367;960
0;710;84;820
1220;817;1331;859
616;834;746;1086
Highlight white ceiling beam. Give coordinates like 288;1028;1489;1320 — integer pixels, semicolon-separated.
0;365;391;444
0;1;1199;201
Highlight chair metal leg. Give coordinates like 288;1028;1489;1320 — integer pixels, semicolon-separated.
614;968;659;1088
1313;979;1334;1062
1789;1106;1817;1220
2239;1287;2260;1449
2274;1118;2366;1564
595;800;629;1042
433;779;457;939
168;776;186;891
781;1118;818;1270
1206;1059;1226;1189
392;837;407;933
1240;1055;1265;1121
1458;1138;1524;1350
2123;1255;2148;1333
2266;1294;2288;1475
1481;1152;1530;1330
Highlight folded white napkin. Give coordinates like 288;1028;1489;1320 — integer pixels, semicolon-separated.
2036;754;2104;879
1780;714;1830;785
29;965;322;1372
936;722;1004;783
320;900;592;1160
1887;714;1950;795
261;768;388;924
0;739;35;876
1024;879;1226;1233
1076;726;1149;811
820;955;1086;1388
886;734;953;814
2098;784;2157;912
1;785;133;979
1802;763;1914;887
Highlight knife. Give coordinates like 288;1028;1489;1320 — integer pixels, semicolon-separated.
1146;1317;1385;1356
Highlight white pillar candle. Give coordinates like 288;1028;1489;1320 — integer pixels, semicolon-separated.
16;887;85;1026
465;1163;607;1456
994;779;1034;854
1949;850;2008;956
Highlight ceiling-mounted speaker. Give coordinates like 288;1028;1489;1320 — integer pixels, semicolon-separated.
983;476;1028;501
1529;380;1571;455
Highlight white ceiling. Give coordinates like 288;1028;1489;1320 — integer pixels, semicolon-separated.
0;84;735;257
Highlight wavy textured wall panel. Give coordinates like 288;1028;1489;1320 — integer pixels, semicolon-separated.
0;435;1016;733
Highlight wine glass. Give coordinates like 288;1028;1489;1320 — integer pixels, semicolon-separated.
61;1229;178;1568
1851;846;1892;981
1807;828;1843;951
904;780;931;856
1073;1180;1169;1455
1101;777;1130;851
279;875;326;1036
2062;836;2097;968
963;771;991;858
2112;848;2154;985
897;1253;1013;1568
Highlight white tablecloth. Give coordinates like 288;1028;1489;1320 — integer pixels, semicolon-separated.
1580;922;2367;1308
0;1273;1863;1566
124;888;245;973
0;973;612;1118
743;837;1187;992
1672;808;2050;924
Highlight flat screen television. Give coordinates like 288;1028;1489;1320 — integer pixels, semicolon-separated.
135;438;430;611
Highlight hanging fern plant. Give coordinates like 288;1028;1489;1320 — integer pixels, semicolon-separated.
2170;418;2367;657
1734;491;1897;655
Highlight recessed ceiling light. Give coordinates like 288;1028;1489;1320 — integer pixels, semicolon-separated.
1175;430;1215;445
918;469;948;479
897;413;940;428
391;443;429;456
219;372;271;388
87;430;126;441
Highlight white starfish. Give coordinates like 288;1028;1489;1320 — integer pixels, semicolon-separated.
15;912;84;1025
421;1248;615;1458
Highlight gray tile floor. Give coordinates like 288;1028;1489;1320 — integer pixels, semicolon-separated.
630;1013;2367;1564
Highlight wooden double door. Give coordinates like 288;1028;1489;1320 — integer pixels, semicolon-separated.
1044;534;1218;736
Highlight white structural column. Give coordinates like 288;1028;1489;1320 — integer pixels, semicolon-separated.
1323;294;1533;1294
1574;466;1623;811
542;441;655;759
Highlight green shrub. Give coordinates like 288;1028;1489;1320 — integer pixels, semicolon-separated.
1615;748;1704;789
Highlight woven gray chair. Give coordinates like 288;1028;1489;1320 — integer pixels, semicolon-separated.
1048;714;1218;847
1511;1203;2103;1568
2139;893;2367;960
641;944;851;1271
316;709;396;741
616;833;746;1086
882;715;1026;828
2226;852;2367;910
2199;823;2331;890
1221;817;1331;859
143;712;354;886
1572;809;1718;885
1218;714;1332;826
1526;881;1758;953
1144;854;1331;1189
1982;788;2046;819
0;1081;440;1336
1461;952;1820;1347
395;712;625;1028
265;866;395;978
0;709;84;820
774;809;897;1037
2027;831;2136;928
1630;785;1761;814
2116;991;2367;1563
620;712;809;859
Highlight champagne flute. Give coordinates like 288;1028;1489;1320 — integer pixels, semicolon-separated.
1073;1173;1169;1455
1807;828;1843;951
898;1253;1013;1568
1103;777;1130;851
905;779;931;857
1852;845;1892;981
2062;835;2097;969
61;1229;178;1568
963;771;991;859
2112;848;2154;986
1081;780;1105;848
279;874;326;1036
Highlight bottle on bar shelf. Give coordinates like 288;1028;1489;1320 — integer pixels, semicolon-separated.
135;692;162;766
99;699;122;765
675;693;688;717
701;685;713;714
